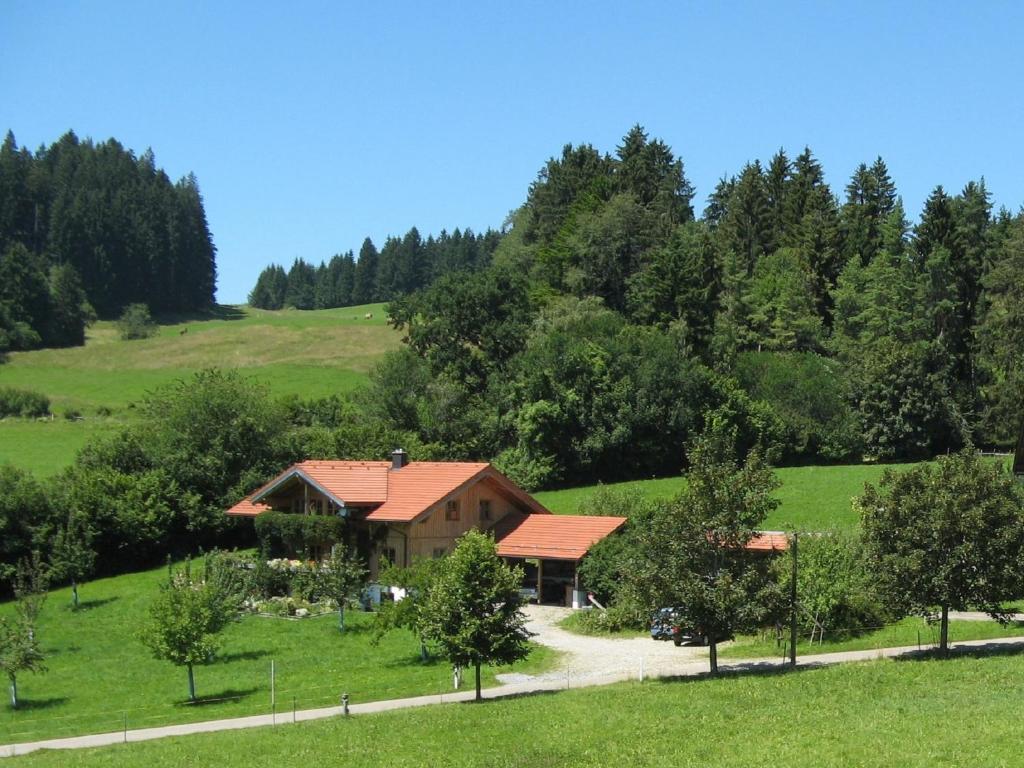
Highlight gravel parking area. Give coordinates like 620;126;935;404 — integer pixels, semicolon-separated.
497;605;710;685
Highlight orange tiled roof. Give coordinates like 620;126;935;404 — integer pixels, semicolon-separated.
494;514;627;561
226;496;270;516
363;462;490;521
746;531;789;552
289;460;391;504
226;460;548;522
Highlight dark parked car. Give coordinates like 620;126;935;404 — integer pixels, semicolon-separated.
650;607;707;647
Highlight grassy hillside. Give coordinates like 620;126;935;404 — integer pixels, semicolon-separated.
0;303;398;412
534;463;915;531
0;303;400;476
13;650;1024;766
0;561;555;744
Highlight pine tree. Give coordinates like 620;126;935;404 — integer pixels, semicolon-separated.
45;263;92;347
284;258;316;309
352;237;379;304
718;162;771;276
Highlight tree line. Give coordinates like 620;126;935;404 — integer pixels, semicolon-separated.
248;227;501;310
0;130;217;353
374;125;1024;485
576;434;1024;672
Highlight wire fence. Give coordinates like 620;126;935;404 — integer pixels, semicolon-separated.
0;682;353;747
0;658;514;748
3;618;1022;749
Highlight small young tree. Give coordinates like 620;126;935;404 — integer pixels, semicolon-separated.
49;512;96;609
116;303;158;340
372;556;445;660
859;449;1024;655
140;563;234;701
317;546;367;633
419;530;531;701
13;553;49;640
631;426;783;674
0;616;45;709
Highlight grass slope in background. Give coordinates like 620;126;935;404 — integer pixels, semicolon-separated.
535;463;915;531
13;650;1024;767
0;303;398;412
0;562;555;744
0;303;400;476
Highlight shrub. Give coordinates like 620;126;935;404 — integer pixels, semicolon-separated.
203;550;256;606
570;598;648;634
116;303;158;341
253;511;346;559
252;558;292;599
792;531;891;640
733;351;862;462
575;487;655;605
0;387;50;418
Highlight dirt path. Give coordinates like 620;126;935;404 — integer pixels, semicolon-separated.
496;605;708;684
8;631;1024;758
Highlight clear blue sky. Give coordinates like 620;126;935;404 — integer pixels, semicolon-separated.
3;1;1022;304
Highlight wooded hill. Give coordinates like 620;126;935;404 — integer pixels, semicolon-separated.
265;125;1023;485
0;130;217;352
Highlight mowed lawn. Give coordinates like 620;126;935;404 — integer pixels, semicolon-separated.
0;303;400;476
534;463;915;531
0;563;556;744
13;650;1024;767
721;616;1024;659
0;418;124;477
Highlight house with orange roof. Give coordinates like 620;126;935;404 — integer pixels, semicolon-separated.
227;449;627;607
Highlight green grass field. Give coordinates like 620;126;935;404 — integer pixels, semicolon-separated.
0;303;400;476
0;418;124;478
0;303;399;412
720;616;1024;659
0;563;556;744
12;649;1024;766
534;463;913;531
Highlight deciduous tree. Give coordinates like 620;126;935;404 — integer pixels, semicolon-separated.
317;546;367;633
420;530;530;701
140;562;234;701
858;449;1024;655
631;427;783;673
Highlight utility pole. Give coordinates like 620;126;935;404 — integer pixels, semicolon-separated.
790;532;798;667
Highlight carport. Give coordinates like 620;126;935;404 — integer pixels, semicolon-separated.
493;514;626;608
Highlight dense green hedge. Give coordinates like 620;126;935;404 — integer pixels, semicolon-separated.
0;386;50;418
254;511;346;558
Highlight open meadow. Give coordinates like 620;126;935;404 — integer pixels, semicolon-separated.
0;303;400;476
11;648;1024;767
0;563;555;745
534;462;916;531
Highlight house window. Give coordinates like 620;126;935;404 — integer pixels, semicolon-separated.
433;547;447;559
479;499;492;521
445;499;461;521
380;547;397;567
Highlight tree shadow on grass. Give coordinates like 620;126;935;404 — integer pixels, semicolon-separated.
655;660;822;686
177;688;259;708
72;597;119;612
893;639;1024;663
155;305;246;325
376;653;446;671
215;649;270;664
9;697;69;712
463;689;561;706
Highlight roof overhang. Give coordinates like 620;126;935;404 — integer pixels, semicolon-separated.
251;469;348;514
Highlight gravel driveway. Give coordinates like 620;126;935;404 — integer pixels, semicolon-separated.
497;605;710;685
